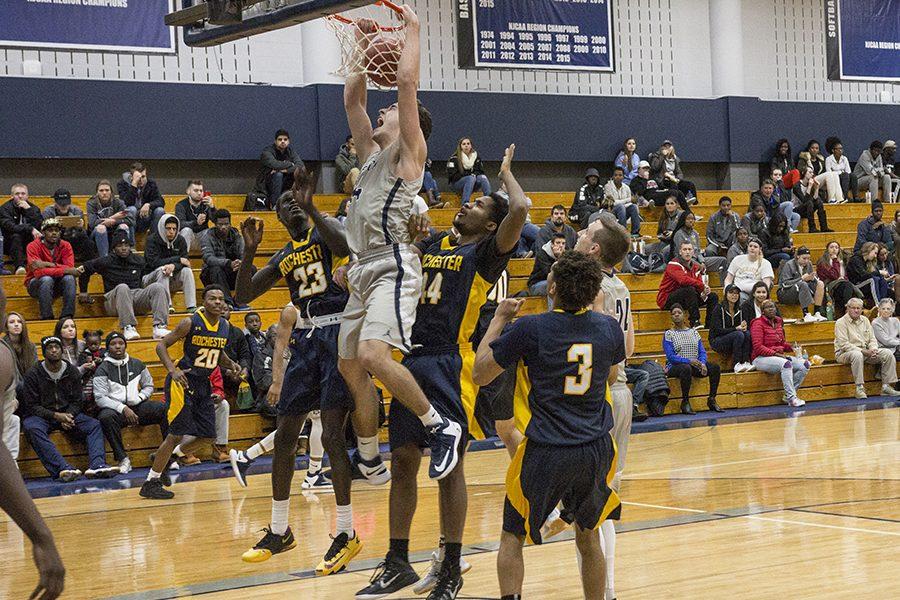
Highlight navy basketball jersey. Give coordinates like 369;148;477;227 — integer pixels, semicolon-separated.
178;309;230;375
266;226;349;317
412;232;511;349
490;310;626;446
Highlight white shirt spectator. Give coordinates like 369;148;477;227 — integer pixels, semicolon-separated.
727;254;774;294
825;154;851;174
603;180;633;207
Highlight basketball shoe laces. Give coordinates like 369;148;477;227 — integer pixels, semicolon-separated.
323;532;349;561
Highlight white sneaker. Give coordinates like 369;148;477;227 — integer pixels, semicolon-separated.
855;384;868;399
15;266;26;275
152;326;171;339
788;396;805;407
123;325;140;341
734;363;746;373
802;313;819;323
813;313;828;322
58;468;82;482
744;362;756;372
412;551;472;594
880;385;900;396
85;466;118;479
119;457;132;474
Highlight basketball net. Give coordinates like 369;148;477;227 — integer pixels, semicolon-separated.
325;1;406;89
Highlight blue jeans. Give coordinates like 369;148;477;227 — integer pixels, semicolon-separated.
422;171;440;202
452;174;491;205
625;366;649;405
92;223;132;257
613;203;641;235
518;222;540;257
529;279;554;309
126;205;166;234
765;252;792;269
709;330;752;363
778;201;801;230
27;274;76;320
266;170;294;210
23;413;108;478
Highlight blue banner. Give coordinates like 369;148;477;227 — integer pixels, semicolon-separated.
0;0;175;54
826;0;900;82
457;0;614;72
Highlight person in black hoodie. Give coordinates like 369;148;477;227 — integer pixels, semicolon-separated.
527;233;566;306
570;168;604;227
117;162;166;234
142;213;197;313
708;284;754;372
20;336;117;481
0;183;43;274
254;129;304;210
73;231;170;341
174;180;214;252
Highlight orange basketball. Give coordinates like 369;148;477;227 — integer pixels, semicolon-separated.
365;35;402;87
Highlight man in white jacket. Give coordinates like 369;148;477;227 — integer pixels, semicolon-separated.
94;332;165;473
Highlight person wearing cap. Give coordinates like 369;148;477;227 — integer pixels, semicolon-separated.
20;336;117;481
777;246;827;322
629;160;689;211
570;168;604;227
853;200;892;254
117;162;166;234
74;231;171;341
853;141;893;202
649;140;698;203
41;188;94;262
0;183;43;274
25;218;76;321
86;179;133;258
143;213;197;313
709;284;754;372
94;332;164;474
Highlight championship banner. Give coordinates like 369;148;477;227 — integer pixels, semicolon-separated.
0;0;175;54
456;0;615;72
825;0;900;82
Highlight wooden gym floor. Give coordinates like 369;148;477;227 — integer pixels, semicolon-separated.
2;405;897;599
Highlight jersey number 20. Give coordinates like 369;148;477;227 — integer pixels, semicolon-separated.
293;262;327;298
564;344;593;395
194;348;221;369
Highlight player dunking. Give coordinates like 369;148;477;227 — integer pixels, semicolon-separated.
338;4;462;481
232;176;371;575
473;251;624;600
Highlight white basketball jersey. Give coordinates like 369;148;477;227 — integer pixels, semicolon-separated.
601;271;632;384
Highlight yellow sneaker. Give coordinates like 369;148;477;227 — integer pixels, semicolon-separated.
316;531;362;576
241;527;296;563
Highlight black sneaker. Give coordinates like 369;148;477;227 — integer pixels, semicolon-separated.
632;403;648;422
427;417;462;480
351;452;391;486
426;569;463;600
140;478;174;500
241;527;297;562
355;557;419;599
160;463;172;487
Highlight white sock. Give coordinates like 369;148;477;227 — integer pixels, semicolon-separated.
419;405;442;427
308;458;322;474
357;435;379;461
437;535;446;560
247;431;276;460
545;506;561;527
147;469;161;481
601;519;616;596
335;504;354;536
173;446;185;458
271;499;290;536
309;414;324;458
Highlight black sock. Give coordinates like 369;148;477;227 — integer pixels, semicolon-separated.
501;595;522;600
388;538;409;564
802;307;809;315
443;542;462;576
814;304;822;314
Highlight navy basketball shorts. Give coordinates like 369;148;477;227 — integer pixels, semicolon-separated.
165;372;216;439
503;434;621;545
278;324;353;417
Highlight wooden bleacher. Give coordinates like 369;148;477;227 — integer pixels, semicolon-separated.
9;190;896;478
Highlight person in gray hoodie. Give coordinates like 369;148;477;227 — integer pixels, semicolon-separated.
94;332;164;474
705;196;741;257
142;213;197;312
776;246;827;322
533;204;577;250
853;140;893;201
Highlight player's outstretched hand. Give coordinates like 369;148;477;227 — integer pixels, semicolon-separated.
407;213;430;244
240;217;264;250
292;165;318;213
29;537;65;600
499;143;516;178
495;298;524;322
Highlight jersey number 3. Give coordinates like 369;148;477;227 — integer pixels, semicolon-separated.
293;262;327;298
564;344;593;395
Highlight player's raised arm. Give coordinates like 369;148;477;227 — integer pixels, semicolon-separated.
293;166;351;257
493;144;529;254
266;305;296;407
234;217;280;305
344;19;378;164
395;4;427;180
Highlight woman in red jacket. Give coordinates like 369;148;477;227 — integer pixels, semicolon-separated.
657;239;719;328
750;299;810;407
816;241;861;318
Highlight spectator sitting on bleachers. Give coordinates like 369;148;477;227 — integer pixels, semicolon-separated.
528;233;566;306
1;311;36;459
174;180;214;252
726;227;750;270
534;204;577;250
221;303;251;406
94;331;165;475
854;201;892;253
21;335;118;481
25;218;76;321
848;242;891;304
824;137;858;201
783;168;832;232
663;304;723;415
42;189;95;262
797;141;845;205
78;329;104;413
816;241;861;319
255;129;303;210
447;137;490;206
875;244;899;304
421;158;444;208
891;211;900;265
853;140;892;202
709;284;754;373
143;214;197;314
673;211;726;278
647;195;683;259
74;230;171;341
570;168;604;227
797;139;826;176
615;137;640;185
872;298;900;360
117;162;165;234
750;178;798;231
200;209;253;309
883;140;899;201
741;202;769;239
705;196;741;258
244;311;266;357
771;168;792;206
741;280;778;324
0;183;43;275
251;324;278;414
335;134;360;195
656;240;718;329
630;160;689;211
649;140;698;203
760;213;793;269
625;364;650;420
770;138;794;174
834;297;900;399
54;318;87;377
724;238;774;302
777;247;827;322
750;299;810;408
603;166;640;236
86;179;132;258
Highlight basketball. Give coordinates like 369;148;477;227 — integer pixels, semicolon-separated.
365;35;402;88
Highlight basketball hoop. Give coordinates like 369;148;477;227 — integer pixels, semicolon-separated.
325;1;406;89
